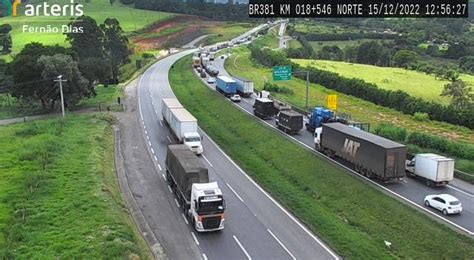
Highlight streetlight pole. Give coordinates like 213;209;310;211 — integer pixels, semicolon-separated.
54;75;67;118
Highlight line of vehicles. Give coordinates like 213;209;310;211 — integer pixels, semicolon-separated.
161;98;227;231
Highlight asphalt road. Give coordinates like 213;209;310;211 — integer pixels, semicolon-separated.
209;54;474;236
137;50;339;259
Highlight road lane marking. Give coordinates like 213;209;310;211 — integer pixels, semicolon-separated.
167;136;172;143
167;185;173;193
233;235;252;260
143;124;146;130
226;183;244;203
151;148;155;154
267;229;296;260
158;164;162;171
153;155;158;161
174;198;180;208
161;173;166;180
148;141;152;147
145;130;148;135
447;185;474;198
181;213;189;225
160;120;163;127
202;155;213;167
146;135;150;140
191;232;200;246
202;253;208;260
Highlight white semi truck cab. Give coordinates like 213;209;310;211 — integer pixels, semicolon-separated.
183;132;203;155
190;182;225;232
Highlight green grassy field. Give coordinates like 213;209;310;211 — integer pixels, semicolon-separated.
0;0;174;56
0;114;151;258
252;26;279;49
170;55;474;259
308;39;393;51
288;39;302;49
294;22;359;34
202;23;253;45
293;59;474;106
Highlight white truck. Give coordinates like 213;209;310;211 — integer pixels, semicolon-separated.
405;153;454;186
233;76;254;97
162;98;203;155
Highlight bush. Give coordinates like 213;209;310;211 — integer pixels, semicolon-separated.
413;112;430;121
263;82;294;94
141;53;154;59
374;123;407;142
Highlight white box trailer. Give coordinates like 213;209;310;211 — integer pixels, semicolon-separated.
169;108;203;154
162;98;183;125
406;153;454;186
233;76;254;97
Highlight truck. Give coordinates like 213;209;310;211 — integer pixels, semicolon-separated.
162;99;203;154
201;56;210;67
192;57;201;68
276;110;303;134
233;76;254;97
405;153;454;186
216;76;237;96
205;64;219;77
315;123;406;181
209;52;216;61
253;98;275;119
162;98;183;125
166;145;225;232
305;106;335;132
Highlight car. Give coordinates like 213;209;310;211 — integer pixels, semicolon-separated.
196;67;202;73
207;77;216;84
200;71;206;78
424;194;462;215
230;94;241;103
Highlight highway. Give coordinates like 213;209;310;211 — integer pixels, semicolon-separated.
208;54;474;235
136;51;339;259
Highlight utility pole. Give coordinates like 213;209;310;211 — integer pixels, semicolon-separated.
305;70;309;110
54;75;67;118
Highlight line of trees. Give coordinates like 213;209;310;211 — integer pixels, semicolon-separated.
0;24;12;54
7;16;130;110
298;32;398;42
248;45;474;130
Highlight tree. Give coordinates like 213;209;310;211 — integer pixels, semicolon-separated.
38;54;91;108
65;16;105;60
1;35;11;54
101;18;129;84
441;79;473;109
393;50;419;68
317;45;344;61
356;41;383;65
79;57;111;85
459;56;474;74
110;0;116;5
444;43;467;59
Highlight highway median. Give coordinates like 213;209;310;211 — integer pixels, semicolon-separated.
169;55;474;259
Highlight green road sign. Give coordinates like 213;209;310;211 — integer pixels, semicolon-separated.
273;65;292;81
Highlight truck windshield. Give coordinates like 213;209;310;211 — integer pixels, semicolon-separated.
198;199;224;215
185;136;201;142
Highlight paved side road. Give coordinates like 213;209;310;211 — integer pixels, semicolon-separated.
116;78;202;260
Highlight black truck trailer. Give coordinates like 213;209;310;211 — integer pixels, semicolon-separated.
276;110;303;134
317;123;406;181
253;98;275;119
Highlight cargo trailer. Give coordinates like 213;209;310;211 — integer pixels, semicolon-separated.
216;76;237;96
315;123;406;181
253;98;275;119
276;110;303;134
406;153;454;186
162;98;183;125
233;76;254;97
192;57;201;68
166;145;225;232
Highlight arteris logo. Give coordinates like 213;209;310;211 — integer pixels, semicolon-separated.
2;0;83;17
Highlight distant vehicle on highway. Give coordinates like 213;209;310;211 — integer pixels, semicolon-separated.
406;154;454;187
207;77;216;84
276;110;303;134
216;76;237;97
200;71;206;78
424;194;462;215
230;94;241;102
196;67;202;73
166;145;226;232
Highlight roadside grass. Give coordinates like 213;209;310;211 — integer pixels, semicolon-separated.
294;22;359;34
288;39;302;49
202;23;253;45
170;55;474;259
293;59;474;106
0;114;151;258
0;0;174;56
225;48;474;173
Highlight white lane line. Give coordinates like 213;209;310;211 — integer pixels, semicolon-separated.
202;155;213;168
202;132;341;258
145;130;148;135
167;136;172;143
267;229;296;260
161;173;166;180
226;183;244;203
174;198;180;208
148;141;152;147
233;235;252;260
151;148;155;154
168;185;173;194
160;120;164;127
447;185;474;198
146;135;150;140
153;155;158;161
143;124;146;130
191;232;200;246
181;213;189;225
158;164;162;171
202;253;208;260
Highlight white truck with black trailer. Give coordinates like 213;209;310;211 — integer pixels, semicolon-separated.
162;98;203;155
166;145;225;232
405;153;454;186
